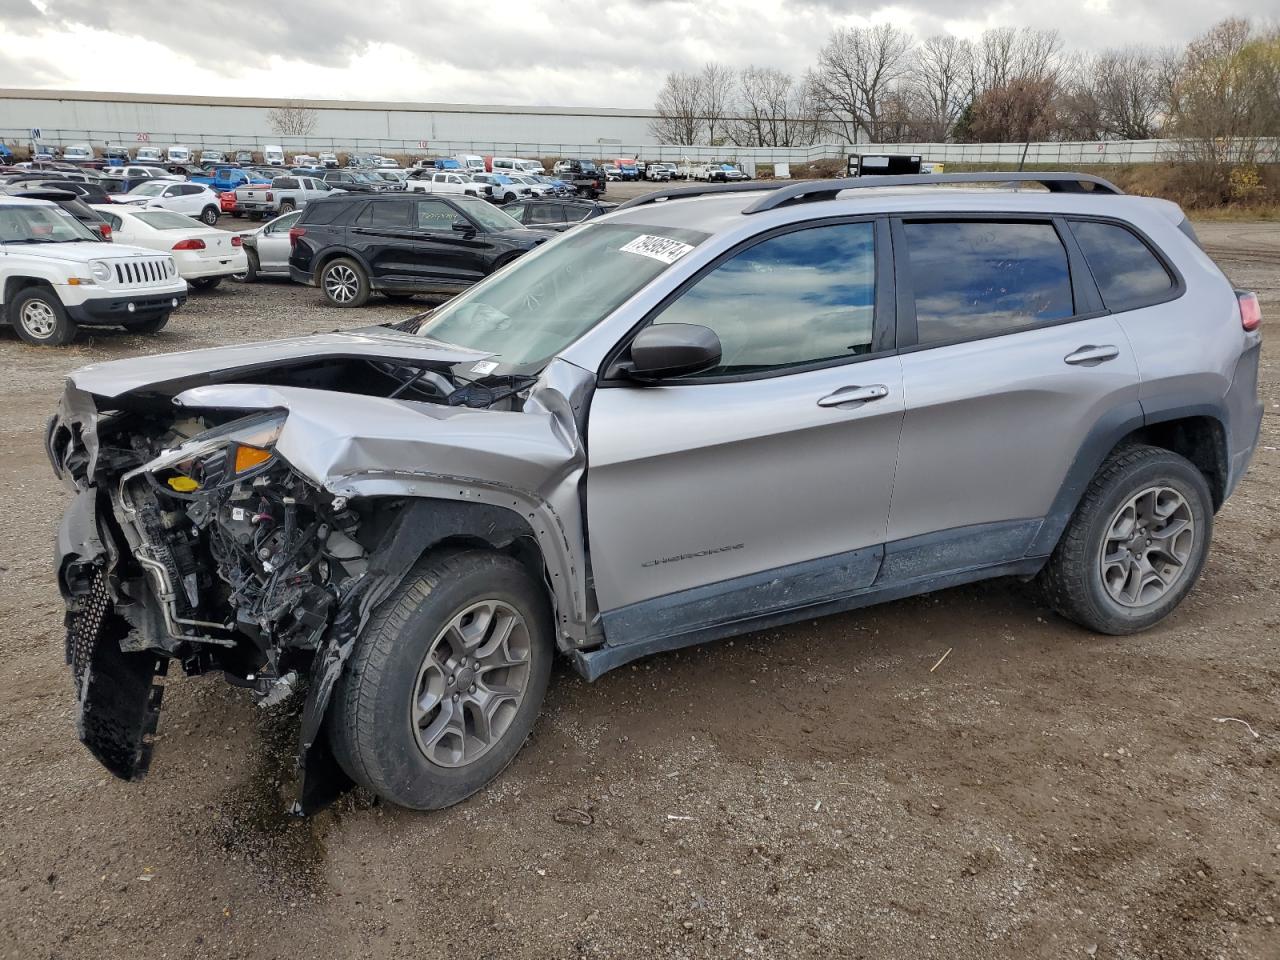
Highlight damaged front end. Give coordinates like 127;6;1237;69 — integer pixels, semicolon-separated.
48;330;591;811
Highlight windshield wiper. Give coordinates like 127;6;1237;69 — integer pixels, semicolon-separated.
7;237;58;243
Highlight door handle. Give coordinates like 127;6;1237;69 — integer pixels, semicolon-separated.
1064;344;1120;366
817;384;889;407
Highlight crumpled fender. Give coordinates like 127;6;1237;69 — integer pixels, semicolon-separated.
171;364;591;643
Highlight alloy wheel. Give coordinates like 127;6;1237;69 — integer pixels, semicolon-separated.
19;300;57;339
1099;486;1196;607
324;264;359;303
410;599;532;768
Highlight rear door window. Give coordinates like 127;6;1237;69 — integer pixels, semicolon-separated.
527;204;565;225
1070;220;1174;312
354;200;411;228
903;220;1075;346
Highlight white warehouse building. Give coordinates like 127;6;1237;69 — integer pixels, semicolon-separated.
0;88;660;158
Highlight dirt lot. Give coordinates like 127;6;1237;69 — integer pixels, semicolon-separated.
0;212;1277;960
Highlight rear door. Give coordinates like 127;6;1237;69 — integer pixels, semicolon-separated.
586;218;904;635
887;215;1141;568
347;198;417;283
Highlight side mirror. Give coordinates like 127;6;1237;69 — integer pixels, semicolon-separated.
624;323;721;381
451;221;476;235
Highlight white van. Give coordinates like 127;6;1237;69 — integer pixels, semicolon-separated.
491;157;544;176
135;147;163;163
166;145;191;163
62;143;94;163
264;145;285;166
456;154;486;173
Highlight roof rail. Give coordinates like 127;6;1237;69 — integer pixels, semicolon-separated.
612;172;1124;214
741;172;1124;214
614;181;783;210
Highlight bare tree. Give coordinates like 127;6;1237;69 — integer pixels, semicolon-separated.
700;62;736;145
811;24;915;142
962;79;1060;142
908;34;973;141
971;27;1064;95
731;66;819;146
266;102;318;138
651;71;704;144
1092;48;1164;139
1167;18;1280;192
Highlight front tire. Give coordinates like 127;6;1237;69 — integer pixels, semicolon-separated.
239;249;260;283
11;287;76;346
330;551;553;810
200;205;219;226
1039;445;1213;634
320;257;370;307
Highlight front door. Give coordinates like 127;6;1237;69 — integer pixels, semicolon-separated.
586;219;904;640
887;216;1142;566
408;198;492;286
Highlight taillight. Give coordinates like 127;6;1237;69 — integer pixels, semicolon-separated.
231;235;243;247
265;191;274;201
1238;290;1262;332
289;226;305;246
172;238;206;251
98;224;111;241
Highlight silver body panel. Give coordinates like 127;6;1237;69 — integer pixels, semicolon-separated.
890;316;1140;543
587;358;904;610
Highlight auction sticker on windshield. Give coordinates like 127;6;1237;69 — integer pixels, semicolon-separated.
619;234;694;264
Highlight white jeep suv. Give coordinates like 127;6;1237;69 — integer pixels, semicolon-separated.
1;196;188;345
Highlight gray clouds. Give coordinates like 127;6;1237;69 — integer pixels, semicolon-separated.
2;0;1278;105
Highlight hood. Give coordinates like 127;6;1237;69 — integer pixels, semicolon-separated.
6;240;115;260
65;326;493;400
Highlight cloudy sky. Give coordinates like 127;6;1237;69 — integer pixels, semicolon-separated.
0;0;1274;107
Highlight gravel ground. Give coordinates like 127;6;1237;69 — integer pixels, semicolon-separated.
0;211;1277;960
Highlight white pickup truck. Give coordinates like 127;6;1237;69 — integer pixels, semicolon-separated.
0;196;187;345
404;171;493;200
233;175;336;220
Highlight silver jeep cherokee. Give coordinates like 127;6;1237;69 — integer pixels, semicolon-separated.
48;173;1263;812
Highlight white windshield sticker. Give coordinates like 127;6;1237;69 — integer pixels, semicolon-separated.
470;360;499;376
619;234;694;264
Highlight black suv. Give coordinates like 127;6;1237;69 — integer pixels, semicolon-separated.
289;193;551;307
501;197;618;232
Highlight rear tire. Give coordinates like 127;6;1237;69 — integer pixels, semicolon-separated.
11;287;76;346
279;200;296;214
320;257;370;307
123;312;169;334
190;277;222;291
1039;444;1213;634
200;205;219;226
330;550;553;810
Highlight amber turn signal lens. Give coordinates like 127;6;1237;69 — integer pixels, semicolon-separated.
233;444;272;473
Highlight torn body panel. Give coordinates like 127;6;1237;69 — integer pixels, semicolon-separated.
49;336;593;810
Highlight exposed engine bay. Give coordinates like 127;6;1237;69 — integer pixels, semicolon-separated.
48;329;593;812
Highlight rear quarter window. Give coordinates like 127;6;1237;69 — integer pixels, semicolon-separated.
1070;219;1175;312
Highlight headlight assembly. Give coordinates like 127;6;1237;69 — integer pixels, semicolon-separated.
89;260;112;283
